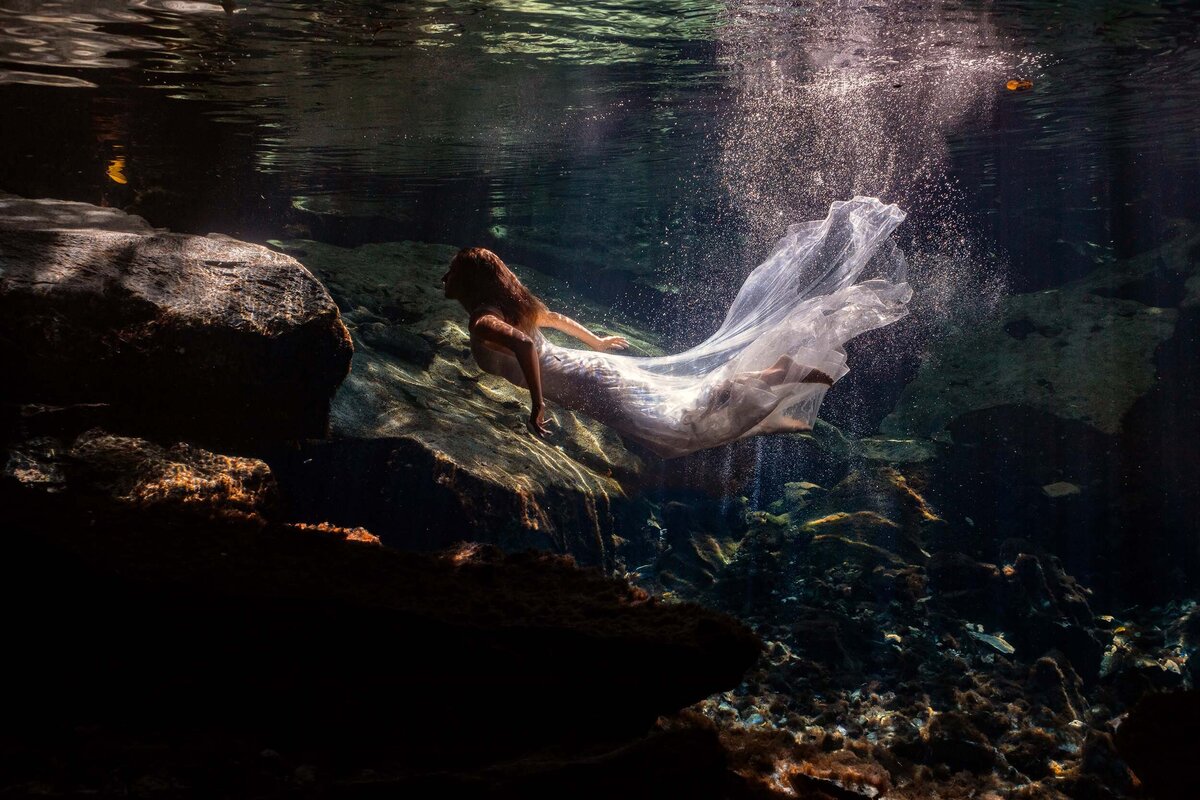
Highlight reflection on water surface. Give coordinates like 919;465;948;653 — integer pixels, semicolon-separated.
3;1;1197;297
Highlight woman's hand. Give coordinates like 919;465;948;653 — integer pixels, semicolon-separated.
596;335;629;352
528;403;551;436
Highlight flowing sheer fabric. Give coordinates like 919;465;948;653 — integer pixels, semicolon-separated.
478;197;912;458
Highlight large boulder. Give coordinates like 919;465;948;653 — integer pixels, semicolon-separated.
0;194;353;444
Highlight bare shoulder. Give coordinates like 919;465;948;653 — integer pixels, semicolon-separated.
469;308;532;350
469;304;505;326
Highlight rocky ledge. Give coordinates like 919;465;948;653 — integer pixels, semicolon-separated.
2;418;761;797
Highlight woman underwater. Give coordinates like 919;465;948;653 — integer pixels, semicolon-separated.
442;197;913;459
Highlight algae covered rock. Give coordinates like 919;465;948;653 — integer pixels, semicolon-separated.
66;429;278;518
0;195;353;444
267;238;662;565
883;227;1200;438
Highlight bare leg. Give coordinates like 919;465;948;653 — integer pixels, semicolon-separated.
714;355;835;405
728;355;829;432
752;355;834;387
772;417;814;432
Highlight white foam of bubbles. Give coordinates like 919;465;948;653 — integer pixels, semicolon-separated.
710;0;1040;375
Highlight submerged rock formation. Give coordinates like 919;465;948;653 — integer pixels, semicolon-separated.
871;225;1200;605
0;194;353;444
882;227;1200;438
2;420;762;797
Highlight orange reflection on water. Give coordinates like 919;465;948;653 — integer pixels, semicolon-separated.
106;156;127;184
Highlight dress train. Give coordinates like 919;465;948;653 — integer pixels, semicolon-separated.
477;196;912;458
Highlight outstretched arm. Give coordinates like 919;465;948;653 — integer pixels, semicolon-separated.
470;312;550;435
538;310;628;351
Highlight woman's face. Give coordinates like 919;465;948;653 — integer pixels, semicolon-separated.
441;261;461;299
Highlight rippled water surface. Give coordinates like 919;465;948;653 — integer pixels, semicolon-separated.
3;0;1198;289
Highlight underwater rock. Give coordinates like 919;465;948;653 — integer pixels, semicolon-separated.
266;435;627;566
265;238;659;565
789;463;941;567
3;426;374;543
923;711;1000;773
653;498;747;595
883;227;1200;438
1001;726;1063;781
1042;481;1081;498
2;427;761;784
355;320;437;367
0;196;353;444
1027;654;1087;722
0;192;156;234
928;549;1103;680
852;435;940;463
770;480;826;515
62;428;292;525
1115;689;1200;799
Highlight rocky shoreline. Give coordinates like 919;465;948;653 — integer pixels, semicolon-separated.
3;194;1197;797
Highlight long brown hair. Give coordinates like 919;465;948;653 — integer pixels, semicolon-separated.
448;247;546;334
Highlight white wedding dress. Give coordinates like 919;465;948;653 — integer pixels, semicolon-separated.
474;197;912;458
